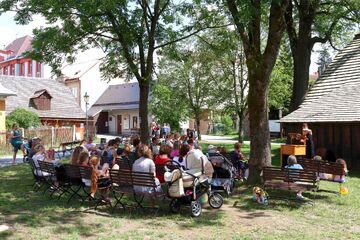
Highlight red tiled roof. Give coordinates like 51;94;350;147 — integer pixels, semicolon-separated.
5;35;33;56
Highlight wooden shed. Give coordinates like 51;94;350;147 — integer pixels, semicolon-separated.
280;34;360;170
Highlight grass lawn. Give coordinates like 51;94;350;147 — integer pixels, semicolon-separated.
1;147;359;239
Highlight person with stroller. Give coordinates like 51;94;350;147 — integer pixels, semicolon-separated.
9;123;26;165
186;139;214;182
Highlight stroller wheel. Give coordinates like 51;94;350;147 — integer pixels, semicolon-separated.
209;193;224;209
190;201;202;217
169;199;181;214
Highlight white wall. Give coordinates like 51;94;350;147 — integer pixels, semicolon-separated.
108;109;139;134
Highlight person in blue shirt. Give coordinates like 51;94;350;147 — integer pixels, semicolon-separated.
9;123;26;165
285;155;304;199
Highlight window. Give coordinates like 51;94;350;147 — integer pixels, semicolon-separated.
20;63;25;76
133;116;138;128
71;87;78;97
28;61;32;76
36;62;41;77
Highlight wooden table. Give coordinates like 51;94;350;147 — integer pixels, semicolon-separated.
280;144;306;167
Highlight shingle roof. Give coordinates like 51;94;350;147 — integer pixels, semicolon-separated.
0;83;16;97
5;35;33;57
88;82;139;116
280;34;360;123
0;76;86;119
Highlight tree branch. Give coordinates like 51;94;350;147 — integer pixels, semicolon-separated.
154;24;231;50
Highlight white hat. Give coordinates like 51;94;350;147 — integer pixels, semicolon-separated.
208;145;215;150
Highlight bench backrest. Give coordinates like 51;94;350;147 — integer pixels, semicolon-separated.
79;166;92;180
284;168;317;184
297;159;344;176
115;157;132;170
109;168;133;188
263;167;286;182
263;166;317;185
64;164;82;183
131;171;157;188
38;161;56;175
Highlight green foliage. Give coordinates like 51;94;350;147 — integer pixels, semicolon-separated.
269;41;293;111
149;82;188;131
214;115;234;135
6;108;41;129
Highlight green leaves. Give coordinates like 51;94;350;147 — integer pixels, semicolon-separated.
6;108;41;129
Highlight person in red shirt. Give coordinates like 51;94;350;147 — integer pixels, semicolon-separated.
154;145;171;183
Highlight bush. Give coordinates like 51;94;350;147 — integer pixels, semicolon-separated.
6;108;41;129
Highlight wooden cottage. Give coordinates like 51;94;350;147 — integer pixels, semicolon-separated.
280;34;360;170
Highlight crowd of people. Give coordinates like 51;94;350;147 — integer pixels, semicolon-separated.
28;129;246;203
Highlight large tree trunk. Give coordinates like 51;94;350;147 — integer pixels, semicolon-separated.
287;1;316;111
139;82;150;144
290;44;312;111
247;70;272;184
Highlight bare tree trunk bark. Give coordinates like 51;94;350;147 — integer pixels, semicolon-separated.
247;70;272;184
195;116;201;141
237;111;244;143
139;82;150;144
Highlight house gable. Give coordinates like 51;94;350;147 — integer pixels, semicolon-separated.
30;89;52;110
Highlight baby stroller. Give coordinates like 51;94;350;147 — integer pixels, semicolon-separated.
164;161;224;217
207;152;237;195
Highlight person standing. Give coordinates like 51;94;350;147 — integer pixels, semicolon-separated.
9;123;26;165
302;123;315;159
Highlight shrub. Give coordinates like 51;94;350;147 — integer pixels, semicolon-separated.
6;108;41;129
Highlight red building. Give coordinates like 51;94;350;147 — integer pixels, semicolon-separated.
0;35;44;78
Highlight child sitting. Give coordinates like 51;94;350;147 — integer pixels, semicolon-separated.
319;158;348;183
232;143;249;180
90;155;110;203
285;155;304;200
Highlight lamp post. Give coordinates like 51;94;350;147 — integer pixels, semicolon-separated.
83;92;89;139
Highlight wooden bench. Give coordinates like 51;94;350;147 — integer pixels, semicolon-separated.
109;169;165;212
263;166;318;203
297;159;345;192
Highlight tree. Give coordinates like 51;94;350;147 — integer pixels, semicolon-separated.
316;44;332;76
269;40;293;112
157;35;229;140
285;0;359;111
198;28;248;143
226;0;288;183
149;82;188;131
0;0;214;143
6;108;41;129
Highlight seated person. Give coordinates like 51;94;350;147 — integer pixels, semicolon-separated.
132;144;161;192
285;155;304;199
231;143;249;179
319;158;348;183
112;144;132;170
85;137;97;152
70;146;85;165
173;144;190;169
313;155;323;161
78;151;90;167
154;145;171;183
186;146;214;182
150;137;160;156
90;155;110;202
170;141;180;159
32;144;52;176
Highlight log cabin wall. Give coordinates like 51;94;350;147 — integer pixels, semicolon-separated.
283;122;360;170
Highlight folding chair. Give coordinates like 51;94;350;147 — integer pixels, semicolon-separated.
63;164;85;203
